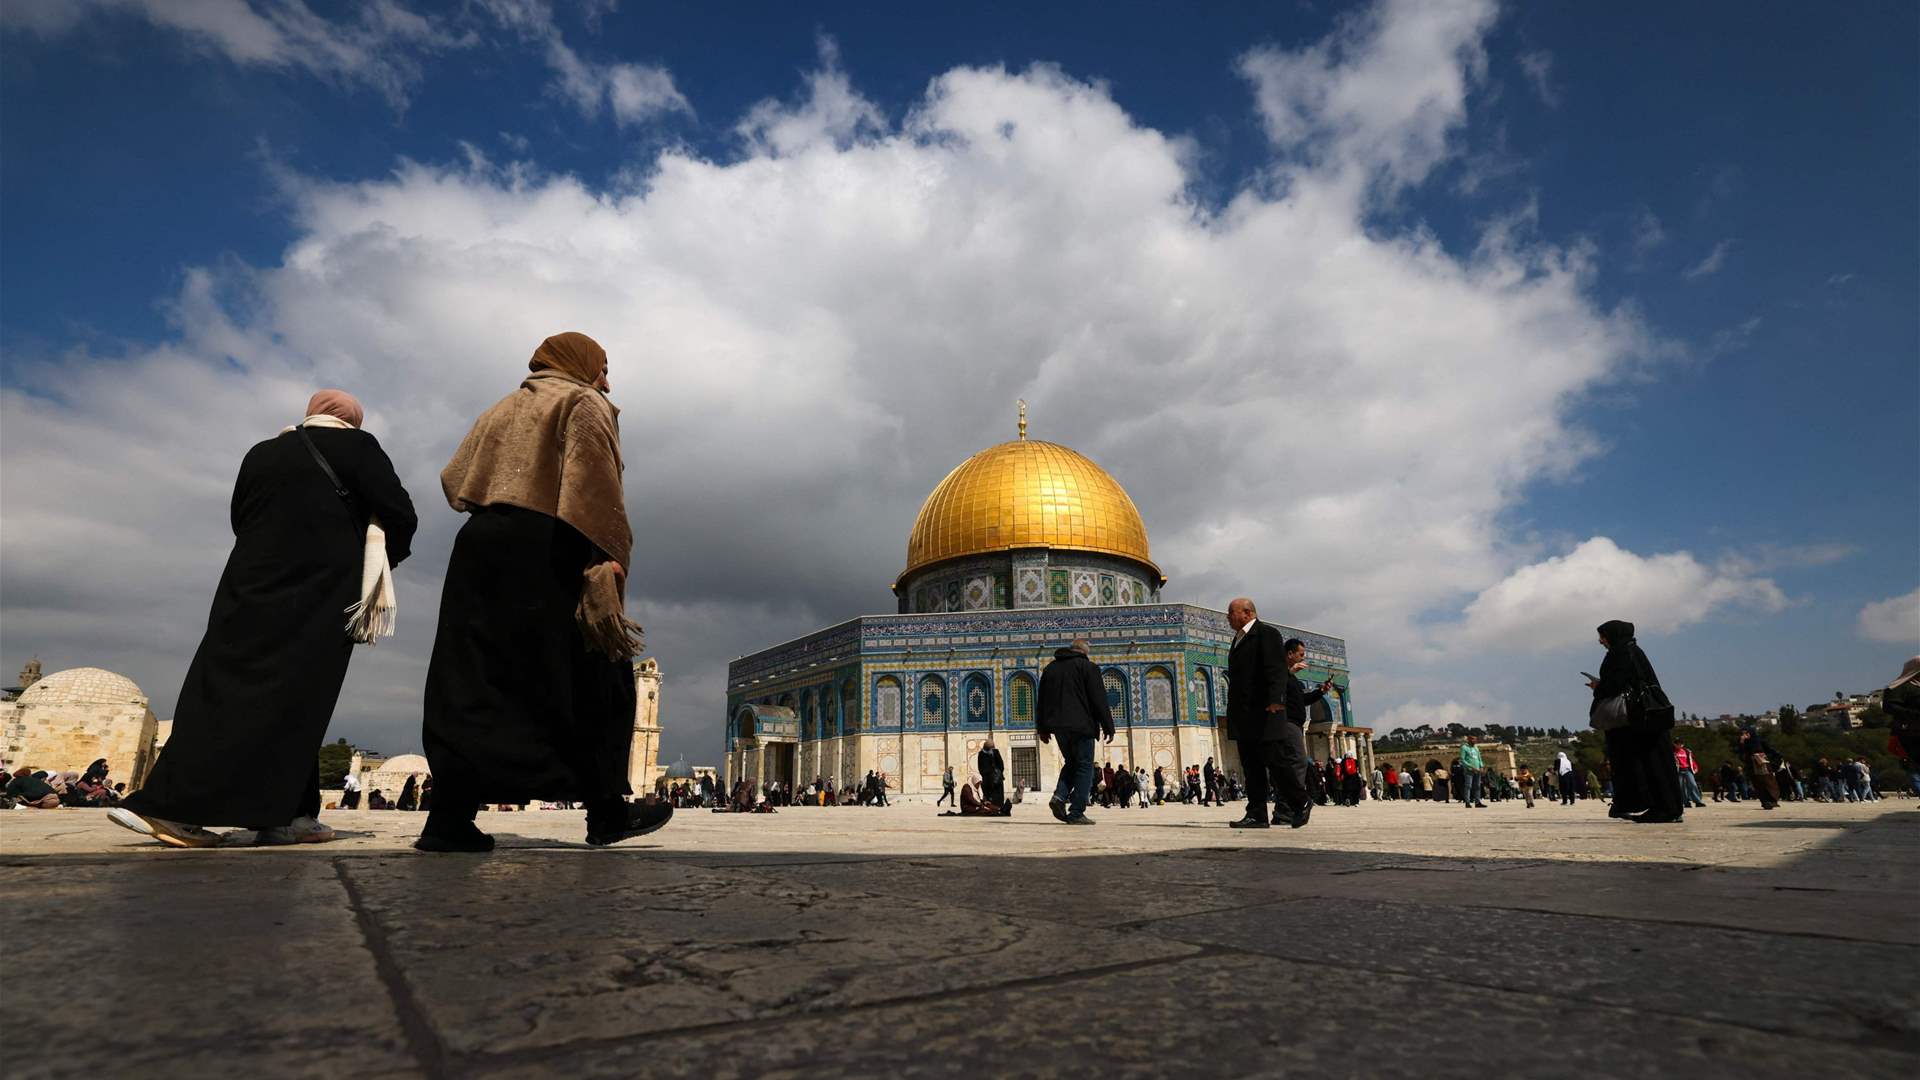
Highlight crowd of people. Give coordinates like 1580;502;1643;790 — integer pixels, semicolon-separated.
1;759;124;810
657;770;901;813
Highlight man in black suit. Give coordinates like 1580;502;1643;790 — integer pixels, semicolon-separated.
1225;597;1331;829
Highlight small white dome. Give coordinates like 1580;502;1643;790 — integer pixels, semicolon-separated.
374;753;430;774
16;667;146;707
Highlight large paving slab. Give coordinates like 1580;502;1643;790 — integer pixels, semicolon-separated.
2;797;1915;1077
0;859;419;1080
482;952;1918;1080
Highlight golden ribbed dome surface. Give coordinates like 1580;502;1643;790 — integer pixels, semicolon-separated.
901;439;1159;582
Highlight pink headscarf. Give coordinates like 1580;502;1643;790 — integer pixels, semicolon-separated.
305;389;365;428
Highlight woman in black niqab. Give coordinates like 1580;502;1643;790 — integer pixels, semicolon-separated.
1591;620;1685;823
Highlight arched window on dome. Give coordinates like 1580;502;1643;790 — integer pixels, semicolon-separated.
961;672;991;727
1188;668;1212;725
919;674;947;729
1144;667;1174;722
875;676;902;729
841;677;860;734
1102;668;1129;726
1007;672;1036;728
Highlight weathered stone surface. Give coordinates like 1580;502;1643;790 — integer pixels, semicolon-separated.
0;860;418;1079
339;852;1197;1056
1;798;1913;1076
1139;895;1920;1046
486;952;1919;1080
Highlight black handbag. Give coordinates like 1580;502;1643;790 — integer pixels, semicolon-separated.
1624;649;1676;729
1589;693;1631;732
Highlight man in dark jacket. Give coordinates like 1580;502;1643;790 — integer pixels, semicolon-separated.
1037;637;1114;824
1226;598;1328;829
977;739;1009;816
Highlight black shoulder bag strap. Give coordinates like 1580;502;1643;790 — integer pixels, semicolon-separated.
294;424;355;505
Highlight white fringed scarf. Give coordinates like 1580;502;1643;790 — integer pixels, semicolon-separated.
285;413;396;644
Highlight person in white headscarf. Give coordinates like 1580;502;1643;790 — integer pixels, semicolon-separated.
1555;752;1576;806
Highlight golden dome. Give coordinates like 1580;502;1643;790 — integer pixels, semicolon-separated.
899;438;1161;585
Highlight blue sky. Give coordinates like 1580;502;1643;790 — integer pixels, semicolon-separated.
2;0;1914;759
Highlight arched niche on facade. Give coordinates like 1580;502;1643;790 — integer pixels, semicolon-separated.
1101;668;1130;725
874;676;902;729
919;674;947;730
1143;666;1175;723
1187;667;1211;724
961;672;992;727
1006;671;1036;728
841;677;860;734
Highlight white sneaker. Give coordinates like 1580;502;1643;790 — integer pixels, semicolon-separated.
108;807;222;848
255;815;338;846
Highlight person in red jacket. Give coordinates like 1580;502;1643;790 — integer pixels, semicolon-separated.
1673;743;1706;808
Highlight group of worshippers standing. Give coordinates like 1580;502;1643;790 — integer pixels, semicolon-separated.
110;333;672;853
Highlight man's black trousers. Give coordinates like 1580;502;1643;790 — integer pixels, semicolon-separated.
1239;722;1310;822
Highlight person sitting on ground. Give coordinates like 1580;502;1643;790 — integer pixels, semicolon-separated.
55;772;96;807
368;788;390;810
942;776;1003;817
75;759;118;805
7;768;61;809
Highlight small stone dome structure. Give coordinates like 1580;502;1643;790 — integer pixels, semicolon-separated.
2;664;159;789
17;667;147;707
360;752;430;805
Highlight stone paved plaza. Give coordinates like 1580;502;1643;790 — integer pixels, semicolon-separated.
3;798;1916;1078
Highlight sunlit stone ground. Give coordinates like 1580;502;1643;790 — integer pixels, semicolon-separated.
4;797;1916;1078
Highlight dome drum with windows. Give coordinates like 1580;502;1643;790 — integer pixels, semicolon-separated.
722;405;1360;803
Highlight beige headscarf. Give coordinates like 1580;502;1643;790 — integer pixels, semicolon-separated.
441;332;639;658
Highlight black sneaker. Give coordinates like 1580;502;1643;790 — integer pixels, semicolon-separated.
1229;816;1270;829
1289;803;1312;829
1063;814;1095;825
1048;797;1070;823
587;800;674;846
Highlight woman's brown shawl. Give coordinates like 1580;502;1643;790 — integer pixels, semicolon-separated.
440;371;632;569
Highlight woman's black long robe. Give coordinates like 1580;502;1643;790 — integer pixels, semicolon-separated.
421;504;635;804
1593;636;1685;820
124;427;416;827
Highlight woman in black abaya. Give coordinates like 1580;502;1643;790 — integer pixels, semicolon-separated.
113;390;416;848
1588;619;1684;824
418;332;670;852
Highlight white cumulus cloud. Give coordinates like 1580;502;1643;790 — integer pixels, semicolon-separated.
1457;537;1788;653
1857;588;1920;645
